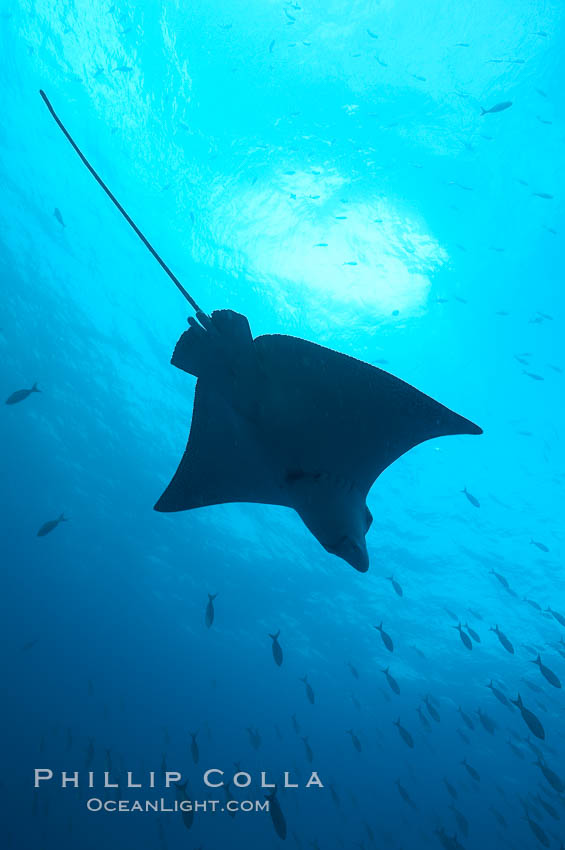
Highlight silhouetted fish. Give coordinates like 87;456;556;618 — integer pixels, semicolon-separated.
461;487;480;507
461;758;480;782
37;514;68;537
480;101;512;115
530;539;549;553
465;623;480;643
512;694;544;739
347;661;359;679
375;622;394;652
346;729;362;752
444;777;458;799
396;779;417;808
524;806;550;847
546;606;565;627
174;782;194;830
302;736;313;762
534;757;564;792
393;719;414;748
266;786;286;840
205;593;217;628
490;624;514;654
477;708;497;734
300;675;315;704
387;576;403;597
531;654;561;688
5;383;40;405
417;706;431;731
53;207;66;227
190;731;199;764
381;667;400;695
424;696;440;722
269;630;283;666
454;623;472;650
487;681;511;707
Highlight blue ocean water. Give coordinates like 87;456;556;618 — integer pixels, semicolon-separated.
1;1;564;848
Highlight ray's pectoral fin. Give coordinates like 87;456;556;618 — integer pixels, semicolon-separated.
155;311;288;513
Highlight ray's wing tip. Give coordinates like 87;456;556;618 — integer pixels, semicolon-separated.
468;420;483;436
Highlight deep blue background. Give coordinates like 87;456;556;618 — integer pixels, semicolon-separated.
1;1;563;848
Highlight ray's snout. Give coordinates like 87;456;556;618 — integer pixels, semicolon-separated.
327;536;369;572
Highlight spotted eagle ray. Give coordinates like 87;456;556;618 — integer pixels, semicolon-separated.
40;91;483;571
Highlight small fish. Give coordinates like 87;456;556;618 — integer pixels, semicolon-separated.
449;803;469;836
477;708;497;734
444;777;458;799
524;598;542;611
291;714;300;734
412;74;426;82
535;757;564;793
546;606;565;627
314;243;328;247
37;514;68;537
535;794;559;821
487;681;511;707
386;576;403;597
347;661;359;679
480;101;512;115
523;370;544;381
396;779;417;808
490;569;510;590
269;630;283;666
524;807;550;847
53;208;66;227
185;731;197;765
512;694;544;739
375;622;394;652
532;192;553;199
461;487;480;507
346;729;362;752
343;261;357;266
490;806;507;827
531;654;561;688
490;624;514;654
381;667;400;695
5;383;41;405
457;728;470;744
455;42;470;47
366;29;378;39
417;706;431;731
113;65;133;73
302;736;313;762
454;623;472;650
21;638;39;651
175;782;194;830
246;726;261;750
393;718;414;748
269;39;275;53
461;758;480;782
265;786;286;840
465;623;480;643
205;593;217;628
507;738;524;759
424;695;440;723
299;675;315;704
329;783;340;807
457;706;474;730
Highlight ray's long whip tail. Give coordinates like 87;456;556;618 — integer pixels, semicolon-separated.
39;90;205;316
